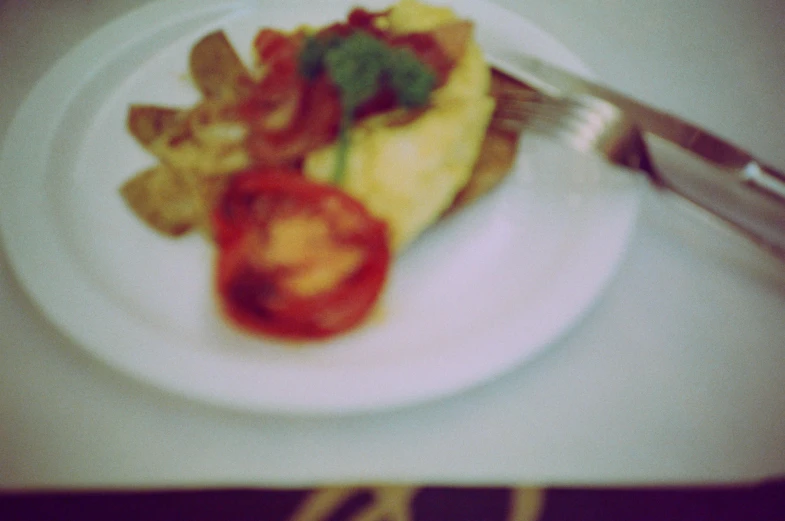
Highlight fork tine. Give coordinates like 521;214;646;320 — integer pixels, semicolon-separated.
490;86;547;132
491;92;594;133
496;93;615;140
494;90;654;173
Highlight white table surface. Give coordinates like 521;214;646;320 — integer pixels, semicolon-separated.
1;0;784;489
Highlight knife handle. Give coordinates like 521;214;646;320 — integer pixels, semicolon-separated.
645;134;785;259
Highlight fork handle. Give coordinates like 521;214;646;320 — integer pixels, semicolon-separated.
644;134;785;259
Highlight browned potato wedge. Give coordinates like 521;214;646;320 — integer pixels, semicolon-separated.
120;165;199;236
189;31;253;101
445;127;520;214
127;105;185;148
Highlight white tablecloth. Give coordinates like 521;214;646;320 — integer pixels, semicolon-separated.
1;0;783;488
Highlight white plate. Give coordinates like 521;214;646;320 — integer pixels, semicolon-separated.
0;0;643;414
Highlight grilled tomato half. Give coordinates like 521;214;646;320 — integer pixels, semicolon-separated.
212;169;391;340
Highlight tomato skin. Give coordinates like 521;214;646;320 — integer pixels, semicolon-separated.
253;28;302;89
242;30;342;167
211;166;302;246
242;76;341;166
212;170;390;340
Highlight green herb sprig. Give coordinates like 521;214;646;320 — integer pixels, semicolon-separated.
299;31;436;184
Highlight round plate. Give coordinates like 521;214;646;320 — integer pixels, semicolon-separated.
0;0;643;414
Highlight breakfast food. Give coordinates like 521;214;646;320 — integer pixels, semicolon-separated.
212;170;391;338
121;0;531;340
302;1;494;250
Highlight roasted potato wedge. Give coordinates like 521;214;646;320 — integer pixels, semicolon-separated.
120;165;199;236
445;127;520;214
129;100;250;178
189;31;253;101
127;105;185;148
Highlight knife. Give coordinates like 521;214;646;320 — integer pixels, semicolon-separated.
493;52;785;259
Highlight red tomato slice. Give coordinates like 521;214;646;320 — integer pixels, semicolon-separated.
212;169;390;340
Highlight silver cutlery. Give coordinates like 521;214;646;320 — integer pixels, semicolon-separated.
492;55;785;260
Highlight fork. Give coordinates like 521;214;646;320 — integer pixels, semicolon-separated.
493;89;785;260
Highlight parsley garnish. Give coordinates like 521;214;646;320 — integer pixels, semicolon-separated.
298;30;437;184
298;33;342;80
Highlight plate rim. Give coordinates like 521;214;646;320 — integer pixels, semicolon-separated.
0;0;642;415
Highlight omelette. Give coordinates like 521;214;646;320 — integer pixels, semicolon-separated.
303;0;495;251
